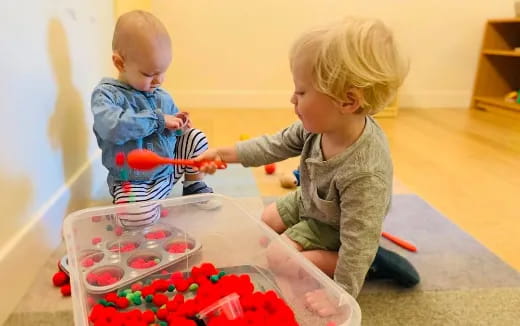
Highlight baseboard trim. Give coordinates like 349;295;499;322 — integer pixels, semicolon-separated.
0;152;100;325
400;90;471;108
171;89;471;109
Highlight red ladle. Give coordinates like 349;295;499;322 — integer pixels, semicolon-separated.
127;149;227;171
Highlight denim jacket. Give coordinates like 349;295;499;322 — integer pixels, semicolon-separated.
91;78;179;189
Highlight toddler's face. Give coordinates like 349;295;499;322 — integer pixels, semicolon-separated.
118;44;172;92
290;56;341;133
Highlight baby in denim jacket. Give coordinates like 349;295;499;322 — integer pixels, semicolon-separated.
91;10;215;227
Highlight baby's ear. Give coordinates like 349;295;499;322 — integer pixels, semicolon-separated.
340;88;363;114
112;53;125;72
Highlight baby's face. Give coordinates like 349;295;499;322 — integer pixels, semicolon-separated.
120;43;172;92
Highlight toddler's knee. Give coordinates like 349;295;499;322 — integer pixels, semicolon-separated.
260;210;271;225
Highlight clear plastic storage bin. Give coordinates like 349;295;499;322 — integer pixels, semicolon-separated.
64;194;361;326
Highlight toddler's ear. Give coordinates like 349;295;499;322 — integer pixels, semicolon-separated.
112;53;125;72
340;88;363;114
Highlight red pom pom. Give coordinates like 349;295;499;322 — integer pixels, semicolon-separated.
153;279;169;292
131;282;143;292
173;293;185;305
91;215;102;223
82;258;94;268
264;163;276;175
170;271;183;281
60;284;71;296
173;278;190;292
153;293;169;307
105;292;119;303
142;310;155;323
115;152;125;166
199;263;218;277
114;226;123;236
116;297;129;309
88;304;105;322
156;308;169;320
141;286;155;298
52;271;69;287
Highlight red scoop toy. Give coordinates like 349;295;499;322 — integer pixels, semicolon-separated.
127;149;227;171
381;231;417;252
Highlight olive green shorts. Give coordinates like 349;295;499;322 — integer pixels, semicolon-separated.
276;190;340;251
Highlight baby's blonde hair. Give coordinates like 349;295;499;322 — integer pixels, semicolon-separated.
290;17;408;115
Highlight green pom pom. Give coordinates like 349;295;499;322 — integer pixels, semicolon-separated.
106;302;116;307
105;224;113;231
126;293;134;302
189;283;199;291
120;169;129;180
98;299;108;306
218;271;226;278
153;258;161;264
151;306;158;313
132;296;142;305
145;295;153;303
134;290;142;297
210;275;219;283
167;284;175;292
159;321;168;326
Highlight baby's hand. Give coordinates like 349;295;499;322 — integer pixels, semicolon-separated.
164;114;183;130
175;112;192;129
193;149;222;174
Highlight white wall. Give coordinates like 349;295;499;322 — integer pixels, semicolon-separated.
153;0;514;109
0;0;113;322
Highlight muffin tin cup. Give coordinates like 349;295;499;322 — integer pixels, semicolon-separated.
81;224;201;294
80;249;105;268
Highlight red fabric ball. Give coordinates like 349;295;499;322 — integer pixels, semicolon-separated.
115;152;125;166
173;278;190;292
152;279;169;292
52;271;69;287
141;286;155;298
199;263;218;277
153;293;169;307
142;310;155;323
60;284;71;296
156;308;169;320
264;163;276;174
104;292;118;303
116;297;129;309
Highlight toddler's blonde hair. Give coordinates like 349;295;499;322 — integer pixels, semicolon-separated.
290;17;408;115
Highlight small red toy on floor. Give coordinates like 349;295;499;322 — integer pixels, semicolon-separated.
52;261;71;297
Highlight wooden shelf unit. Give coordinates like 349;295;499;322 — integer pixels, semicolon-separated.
471;18;520;115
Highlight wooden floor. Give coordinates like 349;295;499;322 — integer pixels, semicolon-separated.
188;107;520;271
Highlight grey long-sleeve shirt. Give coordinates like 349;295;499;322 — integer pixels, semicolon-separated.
236;117;392;297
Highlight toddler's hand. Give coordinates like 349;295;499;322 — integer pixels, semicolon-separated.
193;149;222;174
164;114;183;130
